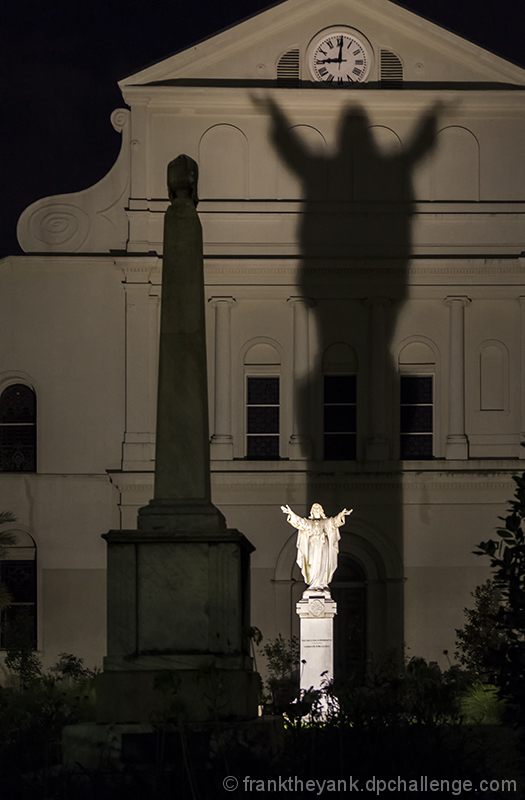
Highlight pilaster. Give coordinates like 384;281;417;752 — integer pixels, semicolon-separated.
519;296;525;457
287;296;314;460
209;297;236;460
445;296;471;460
118;258;160;471
365;298;391;460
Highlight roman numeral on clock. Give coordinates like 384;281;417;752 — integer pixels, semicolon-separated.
319;67;328;76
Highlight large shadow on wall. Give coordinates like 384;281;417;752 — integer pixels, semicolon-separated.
257;95;444;668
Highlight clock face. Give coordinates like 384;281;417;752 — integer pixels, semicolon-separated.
308;30;371;84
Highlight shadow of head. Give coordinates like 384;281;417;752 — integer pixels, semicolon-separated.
337;104;373;152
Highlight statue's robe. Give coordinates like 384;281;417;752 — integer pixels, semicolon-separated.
286;510;343;589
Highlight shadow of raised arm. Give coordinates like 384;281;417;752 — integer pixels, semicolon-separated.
251;93;312;177
405;100;458;167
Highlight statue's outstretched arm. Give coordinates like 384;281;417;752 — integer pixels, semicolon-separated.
334;508;353;527
281;504;308;530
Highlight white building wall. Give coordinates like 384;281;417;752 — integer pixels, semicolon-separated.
4;0;525;673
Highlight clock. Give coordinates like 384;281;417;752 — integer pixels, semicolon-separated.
306;27;372;84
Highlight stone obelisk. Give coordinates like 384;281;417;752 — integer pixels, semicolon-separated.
97;156;258;724
138;155;226;531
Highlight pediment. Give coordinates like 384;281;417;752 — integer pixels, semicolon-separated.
119;0;525;88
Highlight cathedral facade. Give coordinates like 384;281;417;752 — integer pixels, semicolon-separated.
2;0;525;674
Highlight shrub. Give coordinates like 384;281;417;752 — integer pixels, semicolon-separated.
3;611;42;690
0;653;97;795
260;633;300;713
460;682;504;725
455;579;507;681
475;472;525;728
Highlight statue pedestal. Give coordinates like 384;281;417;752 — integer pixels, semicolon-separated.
296;590;337;693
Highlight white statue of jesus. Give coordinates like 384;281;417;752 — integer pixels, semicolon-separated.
281;503;352;591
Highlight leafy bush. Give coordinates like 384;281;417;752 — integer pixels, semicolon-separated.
0;653;97;796
475;472;525;728
260;633;300;713
279;653;521;795
460;682;504;725
455;579;507;681
321;652;465;729
3;610;42;690
51;652;93;681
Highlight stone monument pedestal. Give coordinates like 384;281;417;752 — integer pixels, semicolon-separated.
96;527;258;724
296;590;337;693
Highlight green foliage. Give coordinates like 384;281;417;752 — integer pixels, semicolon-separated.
51;652;93;681
280;654;521;796
323;652;465;730
0;656;97;792
460;682;504;725
3;611;42;690
0;646;520;797
263;633;299;681
454;579;507;680
475;472;525;727
260;633;300;713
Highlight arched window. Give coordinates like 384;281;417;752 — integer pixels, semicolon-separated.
244;343;281;459
398;340;437;460
0;530;37;650
322;343;358;460
0;384;36;472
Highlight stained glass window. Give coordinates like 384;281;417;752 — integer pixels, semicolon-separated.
324;375;357;460
0;560;37;650
246;377;279;459
0;385;36;472
400;375;433;459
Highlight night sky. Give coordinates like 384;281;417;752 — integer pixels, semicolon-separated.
1;0;524;258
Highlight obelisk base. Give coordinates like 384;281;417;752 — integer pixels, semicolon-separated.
97;657;259;724
296;590;337;693
98;528;258;723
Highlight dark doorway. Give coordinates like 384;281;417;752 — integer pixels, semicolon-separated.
331;555;367;681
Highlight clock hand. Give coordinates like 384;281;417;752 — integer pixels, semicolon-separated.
317;58;348;64
337;39;343;69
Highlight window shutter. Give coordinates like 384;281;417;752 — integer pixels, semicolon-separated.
277;49;301;86
380;50;403;87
